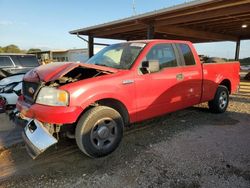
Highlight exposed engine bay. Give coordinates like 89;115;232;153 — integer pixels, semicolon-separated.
47;67;110;87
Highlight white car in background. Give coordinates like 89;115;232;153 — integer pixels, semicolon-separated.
0;74;24;112
240;65;250;71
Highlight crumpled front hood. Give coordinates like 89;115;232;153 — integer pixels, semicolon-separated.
24;62;118;83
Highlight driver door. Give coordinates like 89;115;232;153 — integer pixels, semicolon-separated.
134;43;185;122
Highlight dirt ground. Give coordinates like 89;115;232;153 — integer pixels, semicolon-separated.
0;93;249;188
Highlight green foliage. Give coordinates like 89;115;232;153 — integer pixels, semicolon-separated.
2;44;22;53
0;44;28;53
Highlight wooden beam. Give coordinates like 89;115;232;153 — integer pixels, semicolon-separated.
93;24;146;37
206;25;250;34
240;35;250;40
154;33;210;43
156;4;250;26
180;13;250;27
155;25;238;41
155;0;250;21
182;18;250;29
190;24;250;34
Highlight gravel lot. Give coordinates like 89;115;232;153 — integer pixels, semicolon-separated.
0;93;249;188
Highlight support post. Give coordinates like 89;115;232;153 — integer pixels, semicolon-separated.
147;24;154;39
88;35;94;58
235;39;241;61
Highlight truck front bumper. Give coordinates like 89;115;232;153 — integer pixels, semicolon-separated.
16;98;83;124
22;119;58;159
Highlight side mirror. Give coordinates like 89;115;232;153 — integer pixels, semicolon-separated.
141;60;160;73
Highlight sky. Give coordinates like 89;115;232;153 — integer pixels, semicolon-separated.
0;0;249;59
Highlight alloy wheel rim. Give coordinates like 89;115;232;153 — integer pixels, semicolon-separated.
219;91;228;109
90;118;117;149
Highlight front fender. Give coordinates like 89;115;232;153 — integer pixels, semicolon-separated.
62;81;136;119
79;92;132;111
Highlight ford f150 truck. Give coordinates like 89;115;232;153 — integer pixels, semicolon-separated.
16;40;240;159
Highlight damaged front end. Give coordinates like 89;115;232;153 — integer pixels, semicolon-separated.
22;119;59;159
47;66;111;87
17;62;116;159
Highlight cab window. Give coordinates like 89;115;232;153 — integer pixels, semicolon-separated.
178;44;196;66
145;44;178;69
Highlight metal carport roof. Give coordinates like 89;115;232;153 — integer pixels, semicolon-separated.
69;0;250;58
70;0;250;42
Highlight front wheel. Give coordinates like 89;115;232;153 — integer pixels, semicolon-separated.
75;106;124;158
208;85;229;113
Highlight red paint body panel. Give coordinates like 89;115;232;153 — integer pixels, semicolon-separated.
17;40;240;125
16;96;83;124
60;70;137;122
201;62;240;102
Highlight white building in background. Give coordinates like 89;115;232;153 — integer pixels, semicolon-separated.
51;49;89;62
29;47;103;64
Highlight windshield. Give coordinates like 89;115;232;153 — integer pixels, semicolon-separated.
87;42;146;69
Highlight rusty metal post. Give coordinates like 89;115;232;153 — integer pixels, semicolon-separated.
235;39;241;61
88;35;94;58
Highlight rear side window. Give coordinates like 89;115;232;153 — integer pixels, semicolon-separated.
0;56;14;67
17;56;39;67
146;44;178;69
178;44;196;66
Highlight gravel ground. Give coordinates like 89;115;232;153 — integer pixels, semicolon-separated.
0;93;249;188
0;113;23;150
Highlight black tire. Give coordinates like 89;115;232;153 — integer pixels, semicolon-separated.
75;106;124;158
208;85;229;113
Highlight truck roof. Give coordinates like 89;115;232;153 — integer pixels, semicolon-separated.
127;39;191;44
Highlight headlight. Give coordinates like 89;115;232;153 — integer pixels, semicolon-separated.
36;87;69;106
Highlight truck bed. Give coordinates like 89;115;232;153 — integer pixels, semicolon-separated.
201;61;240;102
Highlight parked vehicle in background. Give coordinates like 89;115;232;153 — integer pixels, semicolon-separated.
0;54;39;112
241;65;250;71
0;74;24;112
0;54;39;79
15;40;240;159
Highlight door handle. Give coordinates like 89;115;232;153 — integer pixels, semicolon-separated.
122;80;134;85
176;73;184;81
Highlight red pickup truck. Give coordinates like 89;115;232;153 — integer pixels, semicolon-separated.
16;40;240;159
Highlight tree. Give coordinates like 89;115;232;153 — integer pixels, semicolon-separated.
0;47;4;53
2;44;22;53
27;48;42;53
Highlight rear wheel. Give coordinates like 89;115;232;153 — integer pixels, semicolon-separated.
75;106;124;158
208;85;229;113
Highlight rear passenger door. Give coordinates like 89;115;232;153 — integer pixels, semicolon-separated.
176;43;202;107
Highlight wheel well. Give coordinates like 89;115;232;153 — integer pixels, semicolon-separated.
96;98;130;126
219;79;231;94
